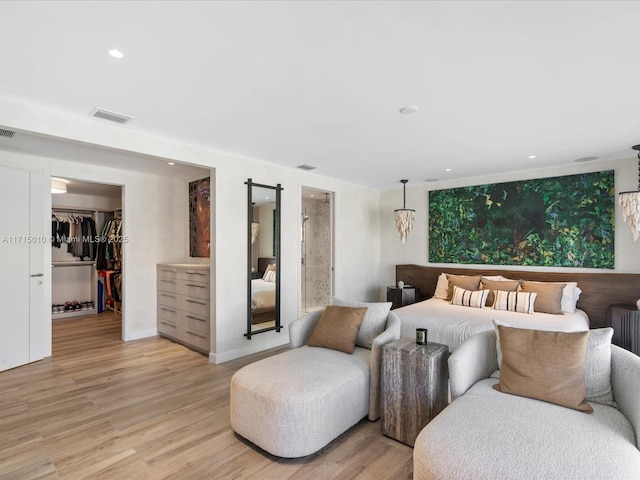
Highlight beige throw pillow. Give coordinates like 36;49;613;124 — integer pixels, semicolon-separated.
445;274;482;301
493;325;592;413
481;278;521;306
331;298;391;349
307;306;367;354
520;280;566;314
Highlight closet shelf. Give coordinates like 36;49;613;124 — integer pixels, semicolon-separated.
52;261;96;267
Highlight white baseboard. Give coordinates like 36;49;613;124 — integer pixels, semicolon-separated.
209;336;289;364
124;328;157;341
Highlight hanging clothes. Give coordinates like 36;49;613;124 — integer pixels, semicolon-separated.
51;211;97;261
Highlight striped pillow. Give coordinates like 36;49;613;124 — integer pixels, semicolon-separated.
451;286;489;309
493;290;537;314
263;270;276;283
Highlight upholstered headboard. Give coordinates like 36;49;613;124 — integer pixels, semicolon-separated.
257;257;276;274
396;264;640;329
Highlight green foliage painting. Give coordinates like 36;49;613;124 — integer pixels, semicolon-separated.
428;171;615;268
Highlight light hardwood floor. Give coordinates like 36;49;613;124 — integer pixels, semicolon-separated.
0;314;413;479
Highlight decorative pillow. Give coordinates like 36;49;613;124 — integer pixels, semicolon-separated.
481;278;521;307
451;286;489;309
262;263;276;280
307;306;367;354
445;275;482;301
584;327;615;407
263;270;276;282
520;281;566;314
493;325;592;413
492;290;537;314
560;282;579;313
331;298;391;349
433;273;449;299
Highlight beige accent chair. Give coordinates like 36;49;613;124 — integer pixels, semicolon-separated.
230;308;401;458
414;329;640;479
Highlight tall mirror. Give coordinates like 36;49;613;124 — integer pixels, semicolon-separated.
245;178;282;339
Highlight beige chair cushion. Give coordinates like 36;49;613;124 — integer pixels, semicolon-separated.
493;325;592;413
307;306;367;353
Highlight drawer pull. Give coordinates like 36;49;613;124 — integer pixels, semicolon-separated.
159;293;175;298
185;283;206;288
159;270;176;274
186;315;206;322
160;307;175;313
186;299;207;306
160;321;175;327
161;279;176;284
187;272;206;276
186;330;207;339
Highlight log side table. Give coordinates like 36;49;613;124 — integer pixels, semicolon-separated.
381;338;449;446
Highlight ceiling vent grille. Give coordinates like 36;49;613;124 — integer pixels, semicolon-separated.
89;108;133;124
297;164;318;171
0;128;15;138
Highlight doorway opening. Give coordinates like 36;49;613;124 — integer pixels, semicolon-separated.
51;178;124;352
301;187;333;315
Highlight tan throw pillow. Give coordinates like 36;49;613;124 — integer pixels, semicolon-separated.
331;298;391;349
493;325;592;413
481;278;520;307
520;280;566;315
451;286;489;308
445;274;482;301
307;306;367;354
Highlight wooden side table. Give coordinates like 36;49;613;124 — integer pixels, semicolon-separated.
386;286;417;310
381;338;448;446
608;304;640;356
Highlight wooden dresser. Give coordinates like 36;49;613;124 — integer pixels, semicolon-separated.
157;263;211;354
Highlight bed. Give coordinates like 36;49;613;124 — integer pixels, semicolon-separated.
251;257;276;325
394;264;640;351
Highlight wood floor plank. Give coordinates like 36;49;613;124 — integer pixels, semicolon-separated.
0;312;414;479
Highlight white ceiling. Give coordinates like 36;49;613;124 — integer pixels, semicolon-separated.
1;1;640;189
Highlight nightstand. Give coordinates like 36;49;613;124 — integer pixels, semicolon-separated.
381;338;448;446
386;286;417;310
608;304;640;356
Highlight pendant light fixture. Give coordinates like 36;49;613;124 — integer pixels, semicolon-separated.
394;179;415;243
618;145;640;241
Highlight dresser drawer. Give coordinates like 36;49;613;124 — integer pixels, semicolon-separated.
157;275;179;294
158;303;179;322
177;269;210;284
158;318;179;338
178;296;210;317
177;279;210;300
183;328;209;352
157;291;178;308
157;266;178;281
183;311;209;334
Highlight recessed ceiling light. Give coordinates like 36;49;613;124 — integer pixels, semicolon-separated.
168;162;175;166
574;156;598;163
310;194;314;197
109;49;124;59
528;155;537;159
399;106;418;115
445;168;452;172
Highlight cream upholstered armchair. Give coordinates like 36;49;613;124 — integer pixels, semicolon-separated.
413;328;640;480
230;300;401;458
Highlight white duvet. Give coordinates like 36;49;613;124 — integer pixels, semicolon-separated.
395;298;589;351
251;279;275;309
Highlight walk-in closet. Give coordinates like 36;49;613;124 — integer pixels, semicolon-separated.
51;179;123;329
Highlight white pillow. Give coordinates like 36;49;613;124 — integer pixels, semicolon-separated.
433;273;449;299
561;282;579;313
263;270;276;282
451;286;489;309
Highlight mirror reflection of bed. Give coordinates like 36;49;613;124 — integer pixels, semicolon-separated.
251;257;276;330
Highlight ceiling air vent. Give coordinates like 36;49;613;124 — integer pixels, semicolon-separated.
0;128;16;138
297;164;318;171
89;108;133;124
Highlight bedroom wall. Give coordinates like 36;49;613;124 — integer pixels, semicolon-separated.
378;156;640;297
0;96;383;363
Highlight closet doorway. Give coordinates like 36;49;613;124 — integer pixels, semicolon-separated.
300;187;334;315
51;178;124;345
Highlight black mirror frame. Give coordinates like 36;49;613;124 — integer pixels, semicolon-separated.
245;178;282;339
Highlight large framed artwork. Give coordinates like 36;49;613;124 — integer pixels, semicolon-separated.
189;176;210;258
428;170;614;268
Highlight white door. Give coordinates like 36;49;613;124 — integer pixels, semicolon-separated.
0;166;45;371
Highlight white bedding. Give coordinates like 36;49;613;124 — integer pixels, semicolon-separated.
395;298;590;351
251;279;275;309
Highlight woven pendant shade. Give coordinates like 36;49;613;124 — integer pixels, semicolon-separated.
619;148;640;241
394;179;415;243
